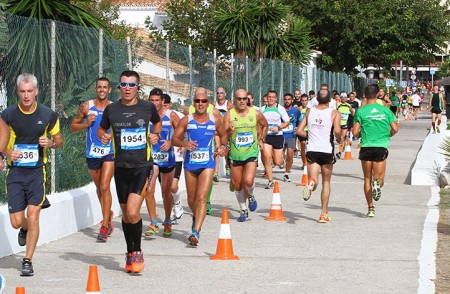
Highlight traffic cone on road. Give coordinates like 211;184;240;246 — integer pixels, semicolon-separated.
16;287;25;294
296;163;308;186
86;265;101;293
342;140;354;160
210;208;239;260
265;182;288;221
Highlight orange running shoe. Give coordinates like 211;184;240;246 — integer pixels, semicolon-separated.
130;251;145;273
318;212;331;223
125;253;133;273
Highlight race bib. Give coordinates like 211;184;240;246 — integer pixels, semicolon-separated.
341;113;349;121
121;128;146;150
269;124;279;134
282;124;294;133
14;144;39;167
236;131;253;147
152;151;169;163
189;148;209;165
89;144;111;158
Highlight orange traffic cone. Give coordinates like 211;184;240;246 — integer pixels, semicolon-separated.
297;164;308;186
16;287;25;294
342;140;354;160
356;143;361;149
265;182;288;221
210;209;239;260
86;265;101;293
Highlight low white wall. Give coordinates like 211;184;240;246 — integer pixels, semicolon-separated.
0;172;186;258
411;116;448;186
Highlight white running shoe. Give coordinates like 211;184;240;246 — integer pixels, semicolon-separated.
173;201;184;219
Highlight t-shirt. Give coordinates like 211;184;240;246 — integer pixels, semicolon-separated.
1;103;60;168
412;94;421;106
260;104;290;136
283;107;301;139
354;103;396;149
100;99;161;168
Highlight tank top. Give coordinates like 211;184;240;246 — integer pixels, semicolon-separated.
431;92;442;110
229;108;258;161
306;107;334;154
173;110;185;162
184;114;216;171
215;100;229;116
150;109;175;167
86;100;113;158
337;103;351;126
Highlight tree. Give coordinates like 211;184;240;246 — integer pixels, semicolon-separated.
288;0;450;73
438;58;450;79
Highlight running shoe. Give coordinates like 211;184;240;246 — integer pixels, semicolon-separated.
335;152;341;159
265;180;274;189
318;213;331;223
237;209;248;222
248;195;258;212
173;201;184;219
144;223;159;237
433;130;437;134
188;230;200;246
229;179;235;192
0;274;5;293
21;258;34;277
283;174;291;182
303;178;316;201
437;126;440;133
130;251;145;273
213;173;219;183
225;168;230;179
18;228;27;246
366;207;375;218
163;222;172;238
206;201;212;215
97;226;109;242
108;210;114;236
372;179;381;201
125;253;133;273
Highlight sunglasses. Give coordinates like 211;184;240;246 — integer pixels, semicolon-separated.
118;82;139;88
235;97;248;101
194;99;208;103
216;91;225;94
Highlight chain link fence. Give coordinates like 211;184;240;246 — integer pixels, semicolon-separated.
0;12;352;203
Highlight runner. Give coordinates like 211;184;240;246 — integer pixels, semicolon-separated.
171;90;227;246
70;77;114;242
296;94;309;164
1;73;63;276
98;70;162;273
411;90;421;120
223;89;268;222
293;89;302;108
335;95;354;159
144;89;180;238
429;85;446;134
282;93;301;181
352;84;398;217
260;90;290;189
296;89;341;223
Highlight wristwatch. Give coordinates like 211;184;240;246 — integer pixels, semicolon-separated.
0;152;5;160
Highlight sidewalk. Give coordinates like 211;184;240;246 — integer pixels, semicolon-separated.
0;112;438;293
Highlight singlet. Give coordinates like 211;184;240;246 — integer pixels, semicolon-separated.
173;110;185;162
431;92;442;111
188;104;214;114
390;95;399;107
260;104;290;136
229;108;258;161
184;114;216;171
1;103;60;168
85;100;113;159
337;102;351;126
150;109;175;167
283;107;301;139
306;107;334;154
99;99;160;169
214;100;229;116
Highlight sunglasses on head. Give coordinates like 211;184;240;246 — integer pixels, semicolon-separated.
194;99;208;103
216;91;225;94
118;82;139;88
235;97;248;101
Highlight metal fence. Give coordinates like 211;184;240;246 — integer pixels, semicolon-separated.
0;12;352;203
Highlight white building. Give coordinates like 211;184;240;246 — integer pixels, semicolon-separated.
110;0;170;29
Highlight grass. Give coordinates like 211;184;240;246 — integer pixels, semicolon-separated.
439;189;450;209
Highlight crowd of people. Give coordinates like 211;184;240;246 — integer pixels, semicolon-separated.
1;71;443;277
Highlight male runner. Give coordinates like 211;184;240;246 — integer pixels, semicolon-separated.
352;84;398;217
282;93;301;181
98;70;162;273
70;77;114;242
223;89;268;222
171;90;227;246
296;89;341;223
1;73;63;276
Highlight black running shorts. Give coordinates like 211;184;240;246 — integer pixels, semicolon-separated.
114;165;152;204
306;151;336;166
358;147;389;162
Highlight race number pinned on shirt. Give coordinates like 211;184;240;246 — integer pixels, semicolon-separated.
282;124;294;133
189;147;209;165
121;128;146;150
14;144;39;167
236;131;253;147
268;124;279;135
89;144;111;158
153;151;169;163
